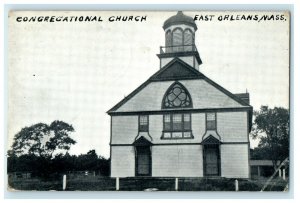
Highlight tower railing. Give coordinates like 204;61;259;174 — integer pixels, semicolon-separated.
160;44;197;54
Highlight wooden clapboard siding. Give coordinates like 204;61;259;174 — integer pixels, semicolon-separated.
115;79;245;112
111;111;248;144
111;146;135;177
111;116;138;144
161;56;196;68
152;145;203;177
217;111;248;142
220;144;249;178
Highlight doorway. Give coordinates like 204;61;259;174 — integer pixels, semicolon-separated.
135;146;151;176
204;144;220;176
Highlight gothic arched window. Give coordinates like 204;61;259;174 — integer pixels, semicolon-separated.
172;28;183;52
165;30;172;46
165;30;172;53
183;29;194;51
162;82;193;109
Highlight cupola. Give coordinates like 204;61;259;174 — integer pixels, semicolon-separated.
157;11;202;70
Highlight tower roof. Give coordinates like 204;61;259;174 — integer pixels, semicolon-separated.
163;11;197;31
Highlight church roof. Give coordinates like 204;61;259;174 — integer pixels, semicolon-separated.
150;58;205;81
107;58;252;114
133;136;153;146
201;135;221;145
163;11;197;31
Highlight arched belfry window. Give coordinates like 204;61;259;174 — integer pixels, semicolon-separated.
165;30;172;53
165;30;172;46
162;82;193;109
183;29;194;51
172;28;183;52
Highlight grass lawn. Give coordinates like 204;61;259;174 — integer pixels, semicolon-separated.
8;175;288;191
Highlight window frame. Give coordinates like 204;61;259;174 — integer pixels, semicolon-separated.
139;115;149;132
162;82;193;109
165;29;172;47
206;112;217;130
171;27;184;52
162;113;193;139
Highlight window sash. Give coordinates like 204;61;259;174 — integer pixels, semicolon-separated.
162;131;192;139
164;114;171;131
139;115;149;132
184;121;191;130
206;113;216;130
207;113;215;121
163;113;192;134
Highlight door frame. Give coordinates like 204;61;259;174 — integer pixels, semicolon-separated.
133;136;153;177
135;146;152;176
203;144;221;177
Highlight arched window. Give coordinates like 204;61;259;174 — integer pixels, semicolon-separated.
165;30;172;53
162;82;193;109
183;29;194;51
161;82;193;139
172;28;183;52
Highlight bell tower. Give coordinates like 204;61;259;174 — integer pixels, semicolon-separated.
157;11;202;70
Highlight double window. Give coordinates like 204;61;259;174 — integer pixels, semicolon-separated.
162;113;192;139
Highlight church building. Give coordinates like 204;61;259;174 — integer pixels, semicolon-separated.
107;11;253;178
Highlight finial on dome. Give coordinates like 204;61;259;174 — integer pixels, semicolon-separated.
163;11;197;31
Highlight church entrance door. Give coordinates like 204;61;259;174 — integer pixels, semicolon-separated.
136;146;151;176
204;144;220;176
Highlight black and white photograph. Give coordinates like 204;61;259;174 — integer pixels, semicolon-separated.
6;10;290;192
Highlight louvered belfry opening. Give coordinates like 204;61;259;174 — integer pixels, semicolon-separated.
162;11;196;54
164;27;195;53
158;11;202;69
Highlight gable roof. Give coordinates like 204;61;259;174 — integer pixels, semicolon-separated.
107;58;252;114
150;58;205;81
201;135;221;145
133;136;153;146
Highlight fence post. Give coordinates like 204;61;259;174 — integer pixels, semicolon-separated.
175;178;178;191
116;177;119;191
279;169;282;177
235;179;239;191
63;174;67;191
283;168;286;180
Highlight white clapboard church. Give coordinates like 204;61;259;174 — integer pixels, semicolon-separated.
107;11;253;178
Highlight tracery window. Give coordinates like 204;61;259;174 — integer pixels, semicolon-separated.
161;82;193;139
162;82;192;109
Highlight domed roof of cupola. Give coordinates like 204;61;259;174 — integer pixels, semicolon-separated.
163;11;197;31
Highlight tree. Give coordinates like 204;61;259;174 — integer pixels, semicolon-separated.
74;150;110;176
10;120;76;158
251;106;289;168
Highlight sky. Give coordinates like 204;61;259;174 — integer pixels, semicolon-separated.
8;11;290;158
